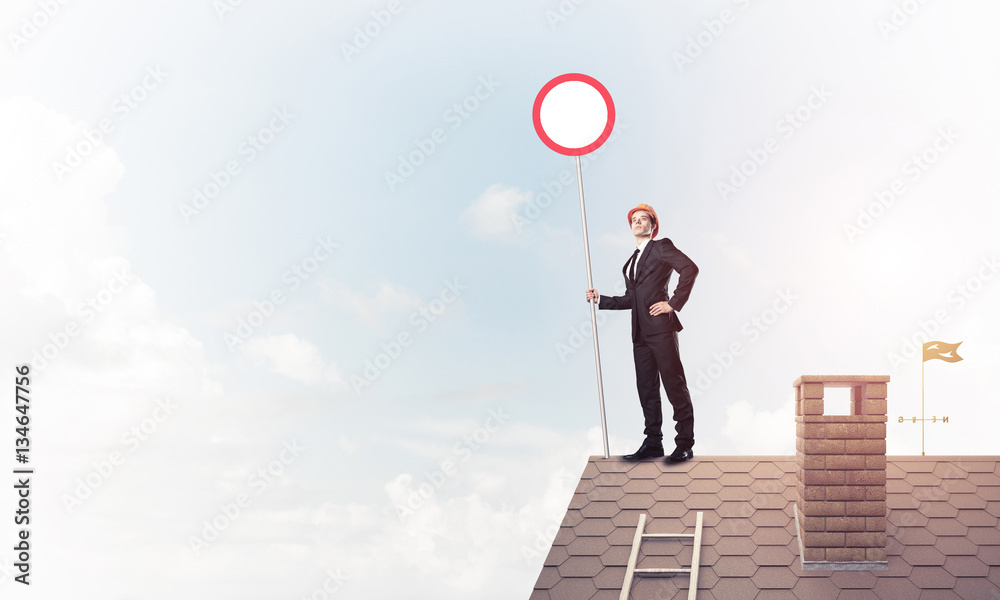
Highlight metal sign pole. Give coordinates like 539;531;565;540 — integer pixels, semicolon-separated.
533;73;616;460
575;155;610;459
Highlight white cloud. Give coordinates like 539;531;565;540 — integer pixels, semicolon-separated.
242;332;342;386
320;279;423;330
285;421;599;599
0;95;242;595
461;184;533;239
721;397;796;454
0;96;224;420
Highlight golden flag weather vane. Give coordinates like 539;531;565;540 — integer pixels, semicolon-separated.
923;341;963;363
898;341;963;455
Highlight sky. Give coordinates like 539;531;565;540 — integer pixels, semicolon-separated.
0;0;998;597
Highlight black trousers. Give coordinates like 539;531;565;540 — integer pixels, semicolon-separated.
632;330;695;449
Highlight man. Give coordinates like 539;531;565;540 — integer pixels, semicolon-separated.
585;204;699;463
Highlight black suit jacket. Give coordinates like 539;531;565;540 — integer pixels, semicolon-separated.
598;238;699;342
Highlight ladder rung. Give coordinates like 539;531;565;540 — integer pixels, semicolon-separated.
642;533;695;538
635;568;691;574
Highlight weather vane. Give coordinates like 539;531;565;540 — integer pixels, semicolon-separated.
897;340;963;455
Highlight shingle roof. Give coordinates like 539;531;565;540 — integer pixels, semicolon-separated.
530;456;1000;600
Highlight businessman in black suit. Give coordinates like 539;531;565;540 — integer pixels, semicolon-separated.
585;204;699;463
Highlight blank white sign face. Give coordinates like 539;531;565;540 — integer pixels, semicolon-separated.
533;74;615;156
539;81;608;149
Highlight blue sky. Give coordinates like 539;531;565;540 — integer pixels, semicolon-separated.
1;0;998;597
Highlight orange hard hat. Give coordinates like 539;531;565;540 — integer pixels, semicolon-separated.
627;204;659;238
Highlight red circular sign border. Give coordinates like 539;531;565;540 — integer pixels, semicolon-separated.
532;73;616;156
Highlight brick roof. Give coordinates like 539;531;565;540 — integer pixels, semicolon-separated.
530;456;1000;599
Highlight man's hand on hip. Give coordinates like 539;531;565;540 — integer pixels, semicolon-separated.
649;301;674;315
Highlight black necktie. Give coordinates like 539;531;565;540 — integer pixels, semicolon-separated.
628;249;639;283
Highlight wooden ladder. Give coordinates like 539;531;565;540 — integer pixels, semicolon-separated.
619;512;704;600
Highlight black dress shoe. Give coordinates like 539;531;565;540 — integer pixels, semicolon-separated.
623;441;664;461
666;447;694;463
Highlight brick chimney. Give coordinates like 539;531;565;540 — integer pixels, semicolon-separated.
793;375;890;569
